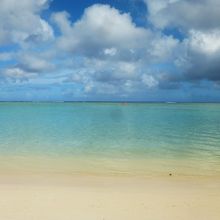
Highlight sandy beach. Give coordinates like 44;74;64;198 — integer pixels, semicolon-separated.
0;173;219;220
0;103;220;220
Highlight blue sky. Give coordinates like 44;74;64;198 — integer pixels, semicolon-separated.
0;0;220;101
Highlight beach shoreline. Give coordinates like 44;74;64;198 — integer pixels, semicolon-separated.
0;102;220;219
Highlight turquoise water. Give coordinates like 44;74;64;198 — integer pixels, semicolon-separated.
0;102;220;176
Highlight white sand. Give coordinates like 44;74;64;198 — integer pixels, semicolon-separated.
0;174;219;220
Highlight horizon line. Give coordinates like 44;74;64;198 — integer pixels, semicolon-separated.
0;101;220;104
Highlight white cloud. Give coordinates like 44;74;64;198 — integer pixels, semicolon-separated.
142;74;159;88
52;4;150;59
0;0;54;46
17;53;55;73
2;67;37;82
0;2;182;96
143;0;220;86
103;48;117;56
149;34;179;61
188;29;220;55
145;0;220;31
179;29;220;82
50;3;182;95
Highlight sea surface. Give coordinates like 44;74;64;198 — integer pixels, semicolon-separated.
0;102;220;176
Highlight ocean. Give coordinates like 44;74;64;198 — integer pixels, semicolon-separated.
0;102;220;176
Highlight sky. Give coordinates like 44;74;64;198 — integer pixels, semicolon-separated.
0;0;220;102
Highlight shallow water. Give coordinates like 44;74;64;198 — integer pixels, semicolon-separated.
0;102;220;176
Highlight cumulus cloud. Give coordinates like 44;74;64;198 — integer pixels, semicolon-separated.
0;2;180;94
188;29;220;55
1;67;37;82
143;0;220;88
148;34;179;62
142;74;159;88
181;29;220;82
0;0;54;46
50;4;182;95
17;53;55;73
51;4;150;60
0;49;57;82
64;58;141;95
145;0;220;31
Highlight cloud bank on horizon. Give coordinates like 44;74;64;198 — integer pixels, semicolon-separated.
0;0;220;101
